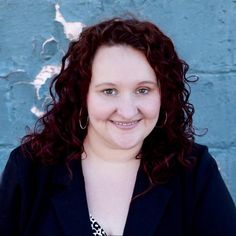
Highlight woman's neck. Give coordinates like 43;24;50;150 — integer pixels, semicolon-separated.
83;134;142;165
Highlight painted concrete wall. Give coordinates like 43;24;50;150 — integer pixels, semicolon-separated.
0;0;235;202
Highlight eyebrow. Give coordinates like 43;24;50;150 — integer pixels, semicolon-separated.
94;81;158;88
95;82;116;88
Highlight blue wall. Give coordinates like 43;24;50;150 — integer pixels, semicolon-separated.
0;0;235;203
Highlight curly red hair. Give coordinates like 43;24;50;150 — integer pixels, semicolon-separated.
22;17;196;185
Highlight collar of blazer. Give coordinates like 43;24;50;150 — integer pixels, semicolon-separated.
50;159;173;236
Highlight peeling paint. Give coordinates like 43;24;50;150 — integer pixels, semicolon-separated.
31;2;85;118
31;65;61;99
31;106;45;118
30;3;85;118
0;69;26;79
42;37;56;49
40;37;58;60
55;3;85;41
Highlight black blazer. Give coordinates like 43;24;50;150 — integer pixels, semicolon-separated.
0;144;236;236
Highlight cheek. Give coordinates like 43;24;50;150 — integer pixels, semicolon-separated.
141;96;161;119
87;94;114;120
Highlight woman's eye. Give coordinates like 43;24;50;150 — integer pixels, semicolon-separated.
102;88;118;96
137;88;150;94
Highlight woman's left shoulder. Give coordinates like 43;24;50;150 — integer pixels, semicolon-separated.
176;143;236;235
182;143;228;187
187;143;218;174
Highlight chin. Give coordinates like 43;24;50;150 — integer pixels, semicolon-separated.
112;139;142;150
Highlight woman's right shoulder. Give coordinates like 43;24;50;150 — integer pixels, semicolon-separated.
1;143;49;185
5;144;37;169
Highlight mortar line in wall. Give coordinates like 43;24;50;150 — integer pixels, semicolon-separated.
188;70;236;75
207;145;236;150
0;144;17;149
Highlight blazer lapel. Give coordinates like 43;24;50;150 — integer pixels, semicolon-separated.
50;160;173;236
50;160;93;236
123;166;173;236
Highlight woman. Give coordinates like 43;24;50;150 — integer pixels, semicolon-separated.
0;17;235;236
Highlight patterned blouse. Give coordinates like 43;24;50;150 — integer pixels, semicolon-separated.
90;214;108;236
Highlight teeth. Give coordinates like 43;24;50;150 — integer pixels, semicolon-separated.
112;121;138;126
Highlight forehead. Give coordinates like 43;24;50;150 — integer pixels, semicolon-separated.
91;45;157;85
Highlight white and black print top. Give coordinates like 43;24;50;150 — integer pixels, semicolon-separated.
90;214;108;236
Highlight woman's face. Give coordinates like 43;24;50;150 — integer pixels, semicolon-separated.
86;45;161;150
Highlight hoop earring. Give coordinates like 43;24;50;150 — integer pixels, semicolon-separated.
79;108;88;130
156;111;167;128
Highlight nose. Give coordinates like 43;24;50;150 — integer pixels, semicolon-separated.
116;94;139;119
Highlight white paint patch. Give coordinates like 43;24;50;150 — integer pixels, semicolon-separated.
31;65;61;99
55;3;85;41
31;106;45;118
30;5;85;117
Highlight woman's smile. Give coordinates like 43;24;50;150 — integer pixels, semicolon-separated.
109;119;141;130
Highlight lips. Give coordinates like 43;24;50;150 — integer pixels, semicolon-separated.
110;120;141;129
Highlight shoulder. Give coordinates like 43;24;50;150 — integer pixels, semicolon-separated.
175;142;236;213
0;145;61;234
151;143;236;235
183;143;218;178
172;143;218;188
4;144;34;169
1;144;53;189
177;143;236;234
180;143;225;193
187;143;215;167
1;144;75;187
3;144;41;175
